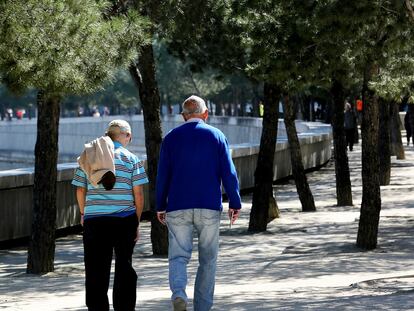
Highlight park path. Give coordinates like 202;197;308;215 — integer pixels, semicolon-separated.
1;142;414;310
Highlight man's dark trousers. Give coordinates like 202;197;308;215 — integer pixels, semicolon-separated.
83;214;138;311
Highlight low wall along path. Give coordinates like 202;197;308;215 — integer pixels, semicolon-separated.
0;116;332;242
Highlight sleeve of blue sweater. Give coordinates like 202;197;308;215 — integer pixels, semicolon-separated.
219;136;242;209
156;139;170;212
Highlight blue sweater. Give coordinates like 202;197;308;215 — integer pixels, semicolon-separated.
156;120;242;212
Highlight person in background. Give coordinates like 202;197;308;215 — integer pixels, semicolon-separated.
344;102;357;151
72;119;148;311
405;111;412;146
156;95;242;311
356;98;363;125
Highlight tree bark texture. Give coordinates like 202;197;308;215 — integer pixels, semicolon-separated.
27;91;60;274
282;95;316;212
250;79;261;117
129;44;168;256
357;63;381;250
378;99;391;186
330;78;353;206
248;83;280;232
390;101;405;159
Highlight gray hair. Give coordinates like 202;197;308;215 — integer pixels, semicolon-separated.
105;119;131;140
182;95;207;115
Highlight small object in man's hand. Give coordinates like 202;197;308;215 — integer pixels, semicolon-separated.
229;210;234;229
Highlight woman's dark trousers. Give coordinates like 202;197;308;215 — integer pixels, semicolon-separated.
83;214;138;311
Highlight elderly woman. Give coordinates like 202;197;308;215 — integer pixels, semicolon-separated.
72;120;148;311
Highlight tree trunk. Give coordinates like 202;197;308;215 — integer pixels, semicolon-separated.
251;79;261;117
330;78;353;206
283;95;316;212
354;116;359;144
27;91;60;274
129;43;168;256
408;104;414;146
390;101;405;159
357;63;381;250
248;83;280;232
378;99;391;185
295;94;305;120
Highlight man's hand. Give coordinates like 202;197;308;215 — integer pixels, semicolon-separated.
157;211;166;225
228;208;240;225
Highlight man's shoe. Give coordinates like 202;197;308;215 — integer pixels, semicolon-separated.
173;297;187;311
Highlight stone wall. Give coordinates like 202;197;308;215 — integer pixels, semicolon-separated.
0;117;332;242
0;115;310;161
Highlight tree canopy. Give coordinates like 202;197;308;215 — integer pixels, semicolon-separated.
0;0;150;95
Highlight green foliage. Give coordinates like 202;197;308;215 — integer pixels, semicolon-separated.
1;39;256;116
312;1;414;94
237;1;319;91
0;0;150;95
132;0;182;35
0;85;36;110
166;0;248;74
353;1;414;101
168;0;319;93
169;0;414;103
372;53;414;101
155;40;236;104
62;69;140;115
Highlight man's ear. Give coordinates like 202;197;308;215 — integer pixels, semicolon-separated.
181;113;187;121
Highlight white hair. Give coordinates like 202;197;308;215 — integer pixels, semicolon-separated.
105;119;131;139
182;95;207;115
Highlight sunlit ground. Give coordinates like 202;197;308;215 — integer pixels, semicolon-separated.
1;143;414;310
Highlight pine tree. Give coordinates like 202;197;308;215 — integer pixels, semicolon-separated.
311;0;414;249
0;0;149;273
331;0;414;250
127;0;183;255
166;0;324;230
311;1;362;207
233;0;318;218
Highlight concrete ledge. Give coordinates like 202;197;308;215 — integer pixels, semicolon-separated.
0;118;332;242
0;116;313;161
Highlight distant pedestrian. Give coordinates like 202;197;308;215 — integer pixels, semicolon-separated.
344;103;356;151
315;101;322;120
356;99;363;125
72;120;148;311
103;106;110;116
259;101;264;117
404;111;412;146
156;95;242;311
6;108;12;121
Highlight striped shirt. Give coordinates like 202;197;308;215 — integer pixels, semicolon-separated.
72;141;149;219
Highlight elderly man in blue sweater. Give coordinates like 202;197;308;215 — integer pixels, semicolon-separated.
156;95;242;311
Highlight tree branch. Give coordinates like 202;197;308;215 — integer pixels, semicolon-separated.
405;0;414;22
380;5;399;16
187;68;201;95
